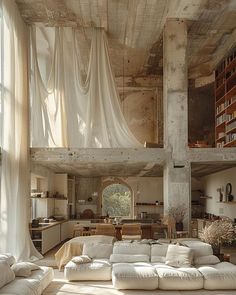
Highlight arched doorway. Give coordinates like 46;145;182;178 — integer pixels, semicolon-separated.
102;183;132;217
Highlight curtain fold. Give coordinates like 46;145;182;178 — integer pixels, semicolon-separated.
30;27;142;148
0;0;42;261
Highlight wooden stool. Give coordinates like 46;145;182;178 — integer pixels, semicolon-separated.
176;230;189;238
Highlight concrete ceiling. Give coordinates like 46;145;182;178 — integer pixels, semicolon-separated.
31;148;165;177
191;162;236;177
16;0;236;79
30;148;236;178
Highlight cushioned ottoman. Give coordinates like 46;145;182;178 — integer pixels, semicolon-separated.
153;264;204;290
64;259;112;281
112;262;158;290
197;262;236;290
0;266;54;295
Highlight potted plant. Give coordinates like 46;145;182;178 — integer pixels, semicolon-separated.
167;203;187;231
199;218;236;255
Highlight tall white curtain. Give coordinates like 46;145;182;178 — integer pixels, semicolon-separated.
30;27;142;148
0;0;42;261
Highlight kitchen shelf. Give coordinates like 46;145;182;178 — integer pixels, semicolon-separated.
135;203;163;206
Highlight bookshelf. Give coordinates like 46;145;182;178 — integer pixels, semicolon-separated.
215;47;236;147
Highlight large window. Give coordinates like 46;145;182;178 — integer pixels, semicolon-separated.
102;183;132;217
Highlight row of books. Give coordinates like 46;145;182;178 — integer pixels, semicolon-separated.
226;120;236;132
216;97;236;118
215;48;236;77
226;133;236;143
216;113;227;126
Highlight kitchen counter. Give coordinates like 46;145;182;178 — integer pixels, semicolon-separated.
30;220;67;231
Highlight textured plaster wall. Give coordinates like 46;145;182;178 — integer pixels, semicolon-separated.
121;90;157;144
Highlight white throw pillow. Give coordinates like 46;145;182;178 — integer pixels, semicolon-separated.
165;244;193;267
11;262;40;277
82;243;113;259
110;254;149;263
0;253;16;266
71;255;92;264
0;261;15;288
194;254;220;265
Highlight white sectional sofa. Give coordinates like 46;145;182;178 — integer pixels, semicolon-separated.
0;253;53;295
64;239;236;291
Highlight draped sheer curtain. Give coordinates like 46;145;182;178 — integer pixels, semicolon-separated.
30;26;141;148
0;0;42;261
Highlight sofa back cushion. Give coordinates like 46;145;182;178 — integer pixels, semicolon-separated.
194;254;220;265
113;242;150;256
151;244;169;257
110;254;149;263
0;261;15;288
165;244;193;267
82;243;113;259
181;240;213;258
0;253;16;266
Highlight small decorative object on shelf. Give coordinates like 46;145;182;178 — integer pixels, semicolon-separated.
226;183;234;202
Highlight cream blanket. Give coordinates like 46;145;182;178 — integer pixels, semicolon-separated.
55;235;116;270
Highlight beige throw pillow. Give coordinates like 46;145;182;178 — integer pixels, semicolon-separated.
71;255;92;264
165;244;193;267
11;262;40;277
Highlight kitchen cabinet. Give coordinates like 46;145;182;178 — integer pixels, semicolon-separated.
30;221;66;254
60;221;69;241
42;224;60;254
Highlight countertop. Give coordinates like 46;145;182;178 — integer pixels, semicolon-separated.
30;220;67;231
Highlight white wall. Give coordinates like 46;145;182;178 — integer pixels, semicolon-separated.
31;164;55;196
126;177;163;218
202;167;236;220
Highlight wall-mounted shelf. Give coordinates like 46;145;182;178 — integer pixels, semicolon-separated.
217;201;236;204
199;196;212;199
135;203;163;206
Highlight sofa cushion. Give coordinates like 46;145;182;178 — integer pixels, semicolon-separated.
64;259;112;281
71;255;92;264
165;244;193;267
151;243;169;257
82;243;113;259
0;253;16;266
110;254;149;263
154;264;203;290
113;242;150;256
194;255;220;265
181;240;213;258
0;266;53;295
112;262;158;290
0;261;15;288
11;262;40;277
197;262;236;290
151;256;166;263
